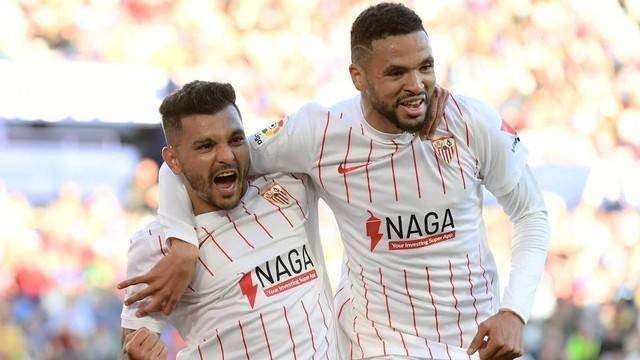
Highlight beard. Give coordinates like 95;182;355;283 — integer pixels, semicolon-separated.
366;85;430;133
182;164;247;211
182;169;217;208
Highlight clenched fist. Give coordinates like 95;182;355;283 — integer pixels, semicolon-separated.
123;327;167;360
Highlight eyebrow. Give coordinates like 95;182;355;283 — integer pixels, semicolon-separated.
191;138;213;147
382;55;434;74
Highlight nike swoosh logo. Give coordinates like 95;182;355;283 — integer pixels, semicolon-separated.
337;162;370;175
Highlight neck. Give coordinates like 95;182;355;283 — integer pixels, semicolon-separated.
360;96;401;134
191;195;218;215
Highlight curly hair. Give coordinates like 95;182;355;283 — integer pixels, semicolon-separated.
350;2;427;64
159;80;241;146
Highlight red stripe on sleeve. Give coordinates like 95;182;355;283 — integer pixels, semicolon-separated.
157;235;167;256
478;244;492;298
449;260;463;347
260;313;274;360
466;254;480;327
284;307;298;360
201;227;233;262
317;112;331;190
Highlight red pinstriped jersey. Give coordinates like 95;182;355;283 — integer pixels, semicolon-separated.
249;94;529;359
121;174;338;360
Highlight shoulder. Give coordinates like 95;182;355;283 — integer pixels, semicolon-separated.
449;94;501;125
329;95;359;115
128;219;165;250
290;101;331;122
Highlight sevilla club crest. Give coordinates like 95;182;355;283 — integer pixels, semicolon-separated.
432;136;455;164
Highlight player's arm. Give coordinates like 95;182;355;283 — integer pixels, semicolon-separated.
121;327;167;360
248;102;327;175
117;162;199;315
464;97;549;359
467;168;549;359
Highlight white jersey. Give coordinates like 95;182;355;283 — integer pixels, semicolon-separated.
158;94;548;359
122;174;338;360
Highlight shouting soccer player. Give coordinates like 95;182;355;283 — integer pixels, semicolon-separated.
119;81;338;359
125;3;549;360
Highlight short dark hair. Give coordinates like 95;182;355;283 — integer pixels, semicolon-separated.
159;80;241;146
350;2;427;64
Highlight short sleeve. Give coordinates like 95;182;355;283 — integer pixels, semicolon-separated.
464;96;529;197
120;225;168;333
157;162;198;247
249;102;327;175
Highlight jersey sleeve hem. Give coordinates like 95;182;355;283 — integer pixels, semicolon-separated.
121;316;166;334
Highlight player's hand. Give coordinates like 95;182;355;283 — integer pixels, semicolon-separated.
123;327;167;360
467;309;524;360
420;86;450;140
118;238;198;316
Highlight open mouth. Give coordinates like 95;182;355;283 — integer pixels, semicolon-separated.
213;169;238;190
398;96;426;117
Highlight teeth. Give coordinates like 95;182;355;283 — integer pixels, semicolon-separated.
401;98;423;106
217;170;235;177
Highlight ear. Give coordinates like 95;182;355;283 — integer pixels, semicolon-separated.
349;63;365;92
162;146;183;175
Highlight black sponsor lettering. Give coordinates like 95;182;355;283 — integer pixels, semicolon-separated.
442;208;455;231
275;256;292;281
253;134;263;145
406;214;422;237
386;216;403;238
256;262;273;288
384;209;455;239
424;211;439;235
254;244;315;287
288;248;302;273
302;245;314;268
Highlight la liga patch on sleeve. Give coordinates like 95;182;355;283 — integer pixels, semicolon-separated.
250;117;286;148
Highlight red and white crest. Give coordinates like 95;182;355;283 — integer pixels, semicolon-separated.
432;136;455;164
260;181;291;206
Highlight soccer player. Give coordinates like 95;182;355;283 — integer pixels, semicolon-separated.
120;81;338;359
133;4;550;360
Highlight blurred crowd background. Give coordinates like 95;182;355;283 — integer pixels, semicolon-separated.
1;0;639;359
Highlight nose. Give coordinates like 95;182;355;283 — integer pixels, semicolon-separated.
217;143;235;164
404;70;424;94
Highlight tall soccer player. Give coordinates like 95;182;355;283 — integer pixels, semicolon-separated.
119;81;338;359
127;4;549;360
